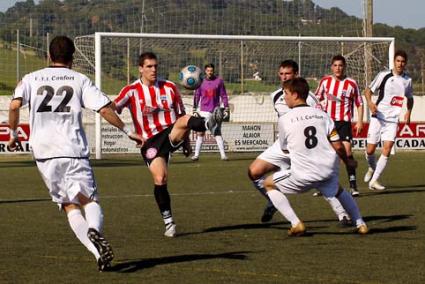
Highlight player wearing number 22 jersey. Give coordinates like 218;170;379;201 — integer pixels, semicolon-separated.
13;67;109;159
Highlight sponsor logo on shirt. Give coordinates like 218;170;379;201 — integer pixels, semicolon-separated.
390;96;404;107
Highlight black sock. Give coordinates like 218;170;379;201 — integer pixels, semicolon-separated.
154;184;173;223
347;155;357;189
188;116;207;132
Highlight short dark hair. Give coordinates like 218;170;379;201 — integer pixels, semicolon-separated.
139;52;157;66
394;50;408;61
282;77;310;100
204;63;215;70
331;54;346;65
280;60;299;74
49;36;75;64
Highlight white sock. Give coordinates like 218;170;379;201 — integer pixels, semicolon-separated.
67;209;100;260
194;135;203;157
370;154;388;183
336;189;364;225
267;190;300;226
252;178;273;207
325;196;349;221
84;202;104;233
365;152;376;170
215;135;226;158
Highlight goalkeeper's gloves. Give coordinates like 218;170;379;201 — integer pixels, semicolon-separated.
223;107;230;120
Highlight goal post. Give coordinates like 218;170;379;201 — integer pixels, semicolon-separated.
73;32;395;159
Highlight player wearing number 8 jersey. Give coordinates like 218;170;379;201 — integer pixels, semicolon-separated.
263;78;368;236
8;36;144;271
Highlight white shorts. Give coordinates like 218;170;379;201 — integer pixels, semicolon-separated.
367;117;398;144
257;139;290;170
198;111;222;136
272;169;339;198
36;158;98;207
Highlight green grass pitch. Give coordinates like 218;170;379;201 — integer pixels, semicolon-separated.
1;152;425;283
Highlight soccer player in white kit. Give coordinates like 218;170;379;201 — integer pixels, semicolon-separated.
263;78;368;236
248;60;349;225
364;50;414;190
8;36;144;271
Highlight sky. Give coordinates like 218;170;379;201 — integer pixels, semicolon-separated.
0;0;424;29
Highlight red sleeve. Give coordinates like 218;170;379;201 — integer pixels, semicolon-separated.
114;85;133;114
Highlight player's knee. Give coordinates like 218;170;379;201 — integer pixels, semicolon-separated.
153;175;167;185
248;165;261;181
263;177;275;192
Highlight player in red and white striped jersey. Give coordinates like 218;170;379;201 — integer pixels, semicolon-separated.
115;75;185;141
113;52;221;238
315;55;364;196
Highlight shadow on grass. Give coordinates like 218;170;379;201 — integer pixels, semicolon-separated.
363;214;413;223
0;197;50;204
110;251;251;273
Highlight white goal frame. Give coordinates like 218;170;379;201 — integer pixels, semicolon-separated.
92;32;395;159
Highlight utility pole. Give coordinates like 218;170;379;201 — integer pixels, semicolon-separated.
364;0;373;86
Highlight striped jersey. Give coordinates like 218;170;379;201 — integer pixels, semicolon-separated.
369;70;413;123
114;79;185;140
12;67;110;159
315;75;363;122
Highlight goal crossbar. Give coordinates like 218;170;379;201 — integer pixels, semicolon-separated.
90;32;395;159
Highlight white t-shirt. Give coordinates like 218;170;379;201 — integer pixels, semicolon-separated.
278;105;339;182
271;88;321;117
369;70;413;123
13;67;110;159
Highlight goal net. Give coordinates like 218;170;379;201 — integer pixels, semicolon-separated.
73;33;394;158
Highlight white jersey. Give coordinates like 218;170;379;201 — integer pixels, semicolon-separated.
271;88;321;117
369;70;413;123
13;67;110;159
278;105;339;182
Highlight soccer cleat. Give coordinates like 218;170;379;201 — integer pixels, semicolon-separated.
97;257;112;272
288;221;306;237
339;216;353;227
369;180;386;191
312;191;322;197
87;228;114;271
164;222;177;238
364;167;374;183
261;205;277;223
206;107;223;134
191;155;199;161
357;224;369;235
350;188;360;197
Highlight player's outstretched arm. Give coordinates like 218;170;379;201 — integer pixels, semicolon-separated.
99;104;144;147
7;99;22;151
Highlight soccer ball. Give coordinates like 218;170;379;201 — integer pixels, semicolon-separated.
178;65;203;90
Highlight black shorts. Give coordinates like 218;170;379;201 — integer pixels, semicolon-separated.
140;125;184;166
334;121;353;142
